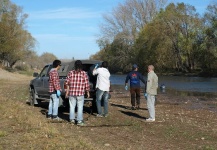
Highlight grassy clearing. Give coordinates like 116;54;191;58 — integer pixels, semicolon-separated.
0;71;217;149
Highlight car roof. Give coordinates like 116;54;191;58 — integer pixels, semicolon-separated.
58;59;102;76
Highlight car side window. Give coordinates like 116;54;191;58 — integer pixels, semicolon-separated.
47;65;53;76
39;65;49;77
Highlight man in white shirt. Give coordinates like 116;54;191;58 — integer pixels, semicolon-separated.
93;61;110;117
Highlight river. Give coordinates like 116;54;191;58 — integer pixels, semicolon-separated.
110;74;217;97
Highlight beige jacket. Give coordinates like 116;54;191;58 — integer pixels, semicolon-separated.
146;71;158;95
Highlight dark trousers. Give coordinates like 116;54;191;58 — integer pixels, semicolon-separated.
130;87;140;107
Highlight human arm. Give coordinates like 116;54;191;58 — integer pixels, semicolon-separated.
146;73;152;93
139;73;146;85
52;71;61;91
125;74;130;90
65;85;69;98
84;73;90;97
92;64;99;75
125;74;130;86
65;72;71;98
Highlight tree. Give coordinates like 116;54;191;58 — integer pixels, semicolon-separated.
96;0;167;73
196;3;217;71
38;52;57;68
0;0;36;68
151;3;201;72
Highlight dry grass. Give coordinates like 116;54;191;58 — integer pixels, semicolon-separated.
0;69;217;150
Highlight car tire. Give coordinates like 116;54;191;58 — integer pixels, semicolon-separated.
29;88;37;106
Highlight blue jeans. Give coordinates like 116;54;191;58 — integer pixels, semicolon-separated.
69;96;84;122
96;89;109;115
48;94;59;117
147;94;156;119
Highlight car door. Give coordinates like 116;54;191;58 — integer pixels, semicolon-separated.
41;65;53;97
34;65;50;96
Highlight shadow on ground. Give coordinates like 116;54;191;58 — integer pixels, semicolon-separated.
26;100;94;122
119;110;147;120
111;103;148;111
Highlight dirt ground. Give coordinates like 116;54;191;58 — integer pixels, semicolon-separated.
0;69;217;150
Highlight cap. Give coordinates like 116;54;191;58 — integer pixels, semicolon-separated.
132;64;138;69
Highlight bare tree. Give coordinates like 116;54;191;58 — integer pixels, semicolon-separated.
96;0;167;72
98;0;167;43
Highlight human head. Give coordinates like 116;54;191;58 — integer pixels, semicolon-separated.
148;65;154;72
74;60;83;71
52;60;61;68
102;61;108;68
132;64;138;71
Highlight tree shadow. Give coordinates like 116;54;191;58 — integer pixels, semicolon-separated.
119;110;147;120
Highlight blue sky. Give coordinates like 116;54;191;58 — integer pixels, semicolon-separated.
11;0;212;60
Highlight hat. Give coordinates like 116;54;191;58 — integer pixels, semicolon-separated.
132;64;138;69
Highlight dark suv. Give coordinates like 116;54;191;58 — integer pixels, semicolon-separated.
29;60;101;108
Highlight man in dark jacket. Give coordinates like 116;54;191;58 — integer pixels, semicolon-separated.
125;64;146;110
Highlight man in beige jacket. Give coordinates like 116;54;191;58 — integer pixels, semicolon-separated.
146;65;158;122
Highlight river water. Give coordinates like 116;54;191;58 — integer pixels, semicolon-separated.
110;74;217;97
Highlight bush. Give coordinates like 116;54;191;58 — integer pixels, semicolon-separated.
15;64;29;71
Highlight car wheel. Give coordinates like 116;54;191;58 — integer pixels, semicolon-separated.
29;88;37;106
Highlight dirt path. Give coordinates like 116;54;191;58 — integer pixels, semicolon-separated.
0;69;217;150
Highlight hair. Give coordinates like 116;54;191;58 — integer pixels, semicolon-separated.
74;60;83;71
148;65;155;70
52;60;61;68
102;61;108;68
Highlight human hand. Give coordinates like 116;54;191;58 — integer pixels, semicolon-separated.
94;64;99;69
65;91;69;98
86;92;90;98
56;90;61;97
144;93;147;99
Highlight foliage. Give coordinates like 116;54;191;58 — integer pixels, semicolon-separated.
0;0;58;70
0;0;36;68
93;0;167;73
93;0;217;75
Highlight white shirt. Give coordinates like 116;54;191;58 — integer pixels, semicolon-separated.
93;67;110;91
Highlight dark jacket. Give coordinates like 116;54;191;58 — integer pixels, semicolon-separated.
125;71;146;88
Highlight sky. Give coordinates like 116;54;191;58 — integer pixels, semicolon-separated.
10;0;213;60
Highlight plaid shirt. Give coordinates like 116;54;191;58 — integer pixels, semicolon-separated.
49;69;61;93
65;70;90;96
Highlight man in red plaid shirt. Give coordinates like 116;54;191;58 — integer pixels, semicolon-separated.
48;59;62;121
65;60;90;126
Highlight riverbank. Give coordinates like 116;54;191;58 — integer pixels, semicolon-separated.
0;69;217;149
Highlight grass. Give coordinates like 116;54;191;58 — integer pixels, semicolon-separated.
0;131;7;137
0;71;217;149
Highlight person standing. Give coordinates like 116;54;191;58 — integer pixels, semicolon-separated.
65;60;90;126
145;65;158;122
48;59;62;121
125;64;146;110
93;61;110;117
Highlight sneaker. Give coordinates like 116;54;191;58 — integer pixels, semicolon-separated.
146;118;155;122
131;106;136;110
52;117;62;122
136;106;140;110
47;115;52;120
96;114;103;117
77;121;85;126
69;119;75;124
104;114;109;117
